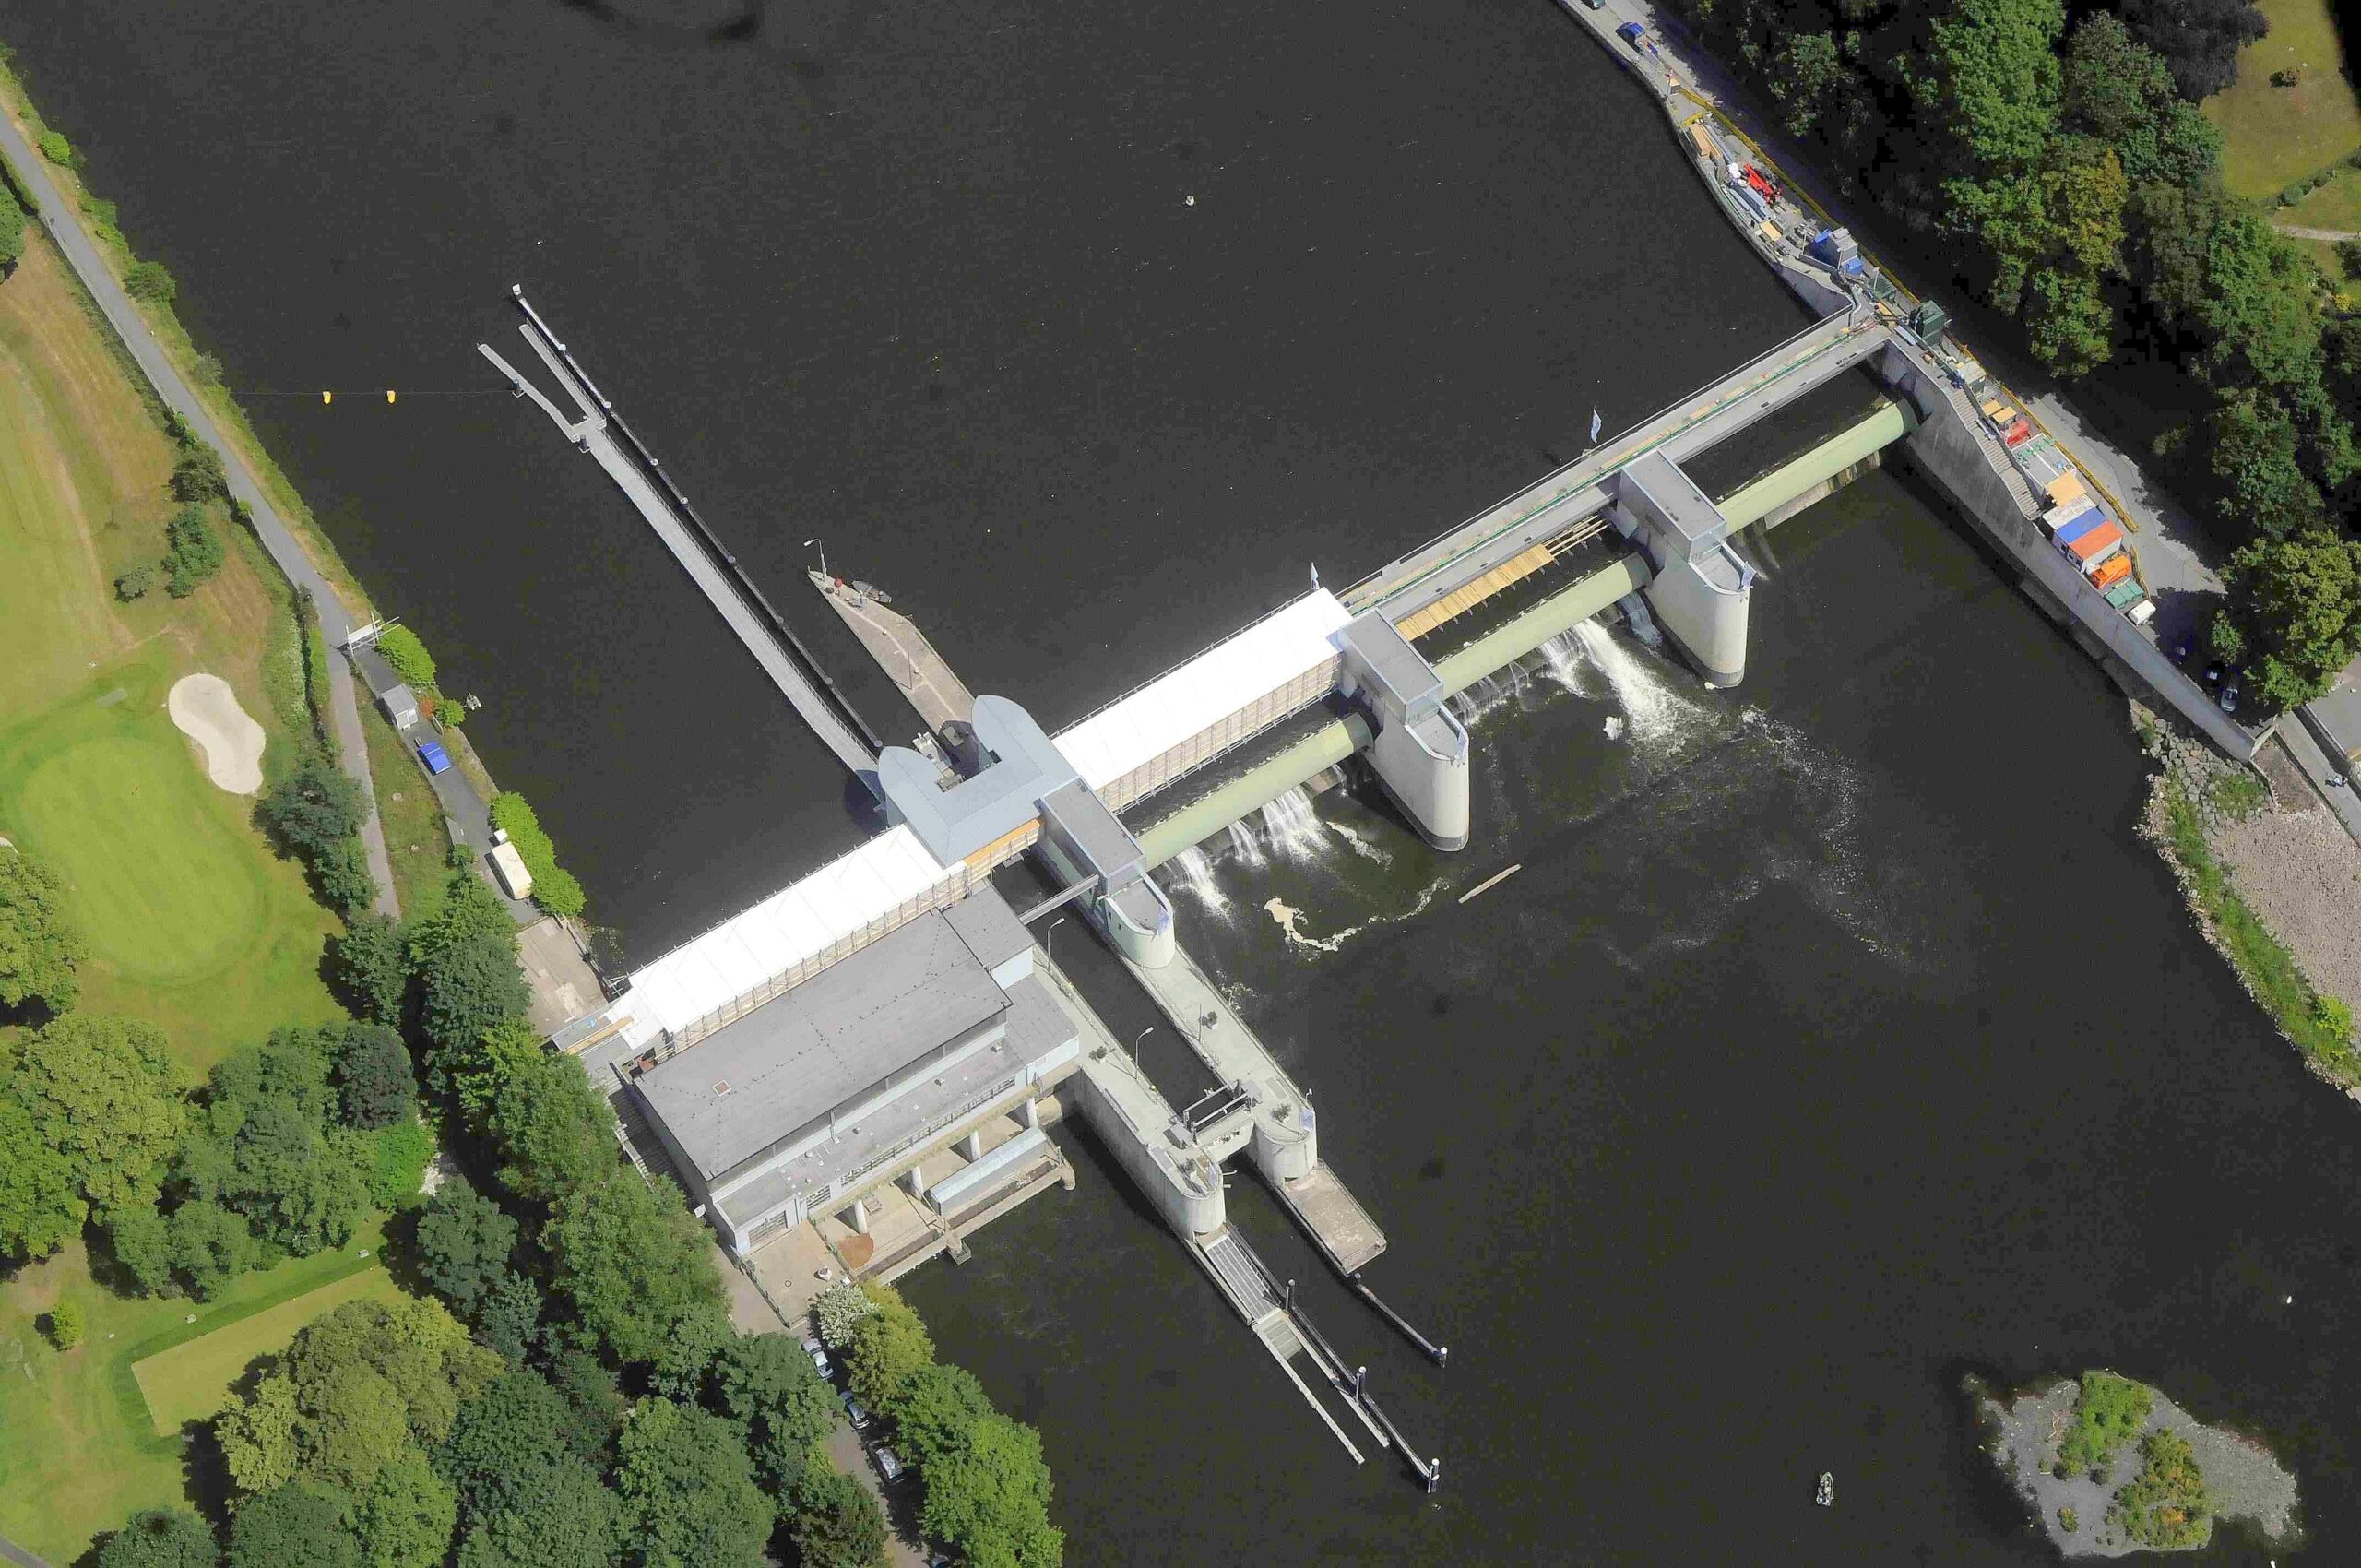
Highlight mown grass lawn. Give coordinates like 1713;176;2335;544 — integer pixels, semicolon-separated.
131;1265;405;1438
0;237;342;1073
359;677;453;924
2205;0;2361;197
0;1224;389;1564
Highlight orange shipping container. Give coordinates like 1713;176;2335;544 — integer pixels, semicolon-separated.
2088;553;2132;589
1686;122;1715;161
2068;519;2124;564
2045;471;2086;507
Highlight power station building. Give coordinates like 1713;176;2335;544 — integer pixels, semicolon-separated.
628;885;1079;1255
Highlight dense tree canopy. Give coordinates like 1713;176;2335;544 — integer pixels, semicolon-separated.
842;1283;935;1410
0;846;86;1015
354;1449;458;1568
96;1507;219;1568
258;755;366;861
917;1412;1063;1568
612;1398;773;1568
787;1466;889;1568
218;1299;500;1498
2215;530;2361;706
492;1052;618;1202
334;1023;419;1130
545;1173;724;1365
450;1459;617;1568
226;1483;362;1568
2118;0;2268;99
413;1181;518;1313
0;1089;83;1258
5;1014;184;1218
173;1028;374;1262
330;916;409;1027
710;1332;836;1491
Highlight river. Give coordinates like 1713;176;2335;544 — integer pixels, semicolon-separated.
8;0;2359;1561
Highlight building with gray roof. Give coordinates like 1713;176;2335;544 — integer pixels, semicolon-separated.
632;885;1079;1254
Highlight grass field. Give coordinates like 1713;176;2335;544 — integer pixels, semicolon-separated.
0;1223;388;1562
2205;0;2361;196
0;238;342;1071
359;677;454;923
131;1266;405;1437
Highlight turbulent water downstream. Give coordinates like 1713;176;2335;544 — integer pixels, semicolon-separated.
11;0;2361;1560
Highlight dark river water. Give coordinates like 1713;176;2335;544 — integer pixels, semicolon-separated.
11;1;2361;1562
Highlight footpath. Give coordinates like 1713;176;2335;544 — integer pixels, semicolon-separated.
0;110;400;918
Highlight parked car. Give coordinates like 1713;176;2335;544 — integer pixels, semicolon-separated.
872;1444;906;1483
802;1336;833;1380
1578;0;1605;9
2219;678;2241;715
1618;21;1645;48
2203;660;2225;685
842;1391;871;1431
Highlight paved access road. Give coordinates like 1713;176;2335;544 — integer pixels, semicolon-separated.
0;108;399;919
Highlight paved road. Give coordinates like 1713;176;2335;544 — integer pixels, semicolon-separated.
0;109;399;919
0;1533;51;1568
2277;718;2361;843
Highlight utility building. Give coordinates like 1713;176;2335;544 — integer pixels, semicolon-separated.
630;886;1079;1254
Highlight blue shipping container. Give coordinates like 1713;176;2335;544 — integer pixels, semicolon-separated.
416;740;453;776
2051;510;2107;548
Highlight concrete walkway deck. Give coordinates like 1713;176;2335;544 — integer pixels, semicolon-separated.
0;109;398;919
812;574;976;739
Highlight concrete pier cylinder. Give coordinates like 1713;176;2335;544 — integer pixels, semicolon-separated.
1643;549;1753;689
1366;706;1471;850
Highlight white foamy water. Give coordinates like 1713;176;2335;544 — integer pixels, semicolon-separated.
1225;819;1264;865
1325;816;1392;864
1259;787;1327;860
1164;844;1228;911
1572;619;1696;744
1263;877;1448;955
1604;715;1626;741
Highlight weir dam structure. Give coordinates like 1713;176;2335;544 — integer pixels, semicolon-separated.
491;64;2241;1458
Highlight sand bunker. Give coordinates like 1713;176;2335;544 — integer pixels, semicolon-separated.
167;673;267;795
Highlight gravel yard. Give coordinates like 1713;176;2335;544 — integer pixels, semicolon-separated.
2215;796;2361;1021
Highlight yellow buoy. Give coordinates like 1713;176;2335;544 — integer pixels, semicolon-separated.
321;389;333;405
386;389;396;405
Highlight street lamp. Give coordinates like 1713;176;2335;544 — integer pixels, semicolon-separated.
1133;1026;1154;1074
803;537;827;578
1045;915;1066;967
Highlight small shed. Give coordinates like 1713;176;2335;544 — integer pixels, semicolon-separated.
376;682;419;729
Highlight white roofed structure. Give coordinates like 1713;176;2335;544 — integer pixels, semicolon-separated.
1053;588;1351;808
614;825;971;1053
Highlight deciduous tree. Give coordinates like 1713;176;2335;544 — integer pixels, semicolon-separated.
842;1282;934;1410
335;1023;419;1130
612;1398;772;1568
330;917;409;1026
0;1088;82;1258
97;1507;219;1568
353;1447;457;1568
785;1465;887;1568
6;1014;184;1216
226;1482;362;1568
492;1054;616;1202
0;846;86;1015
711;1333;836;1491
414;1182;519;1314
545;1174;724;1364
916;1412;1063;1568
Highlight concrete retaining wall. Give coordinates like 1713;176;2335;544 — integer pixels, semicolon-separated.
1894;359;2263;757
1068;1060;1224;1239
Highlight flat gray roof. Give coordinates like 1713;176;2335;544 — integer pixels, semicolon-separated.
637;904;1008;1180
1339;612;1442;719
1039;779;1145;888
943;885;1030;971
709;971;1079;1229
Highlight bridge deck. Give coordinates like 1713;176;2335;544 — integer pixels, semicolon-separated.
1347;310;1892;623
